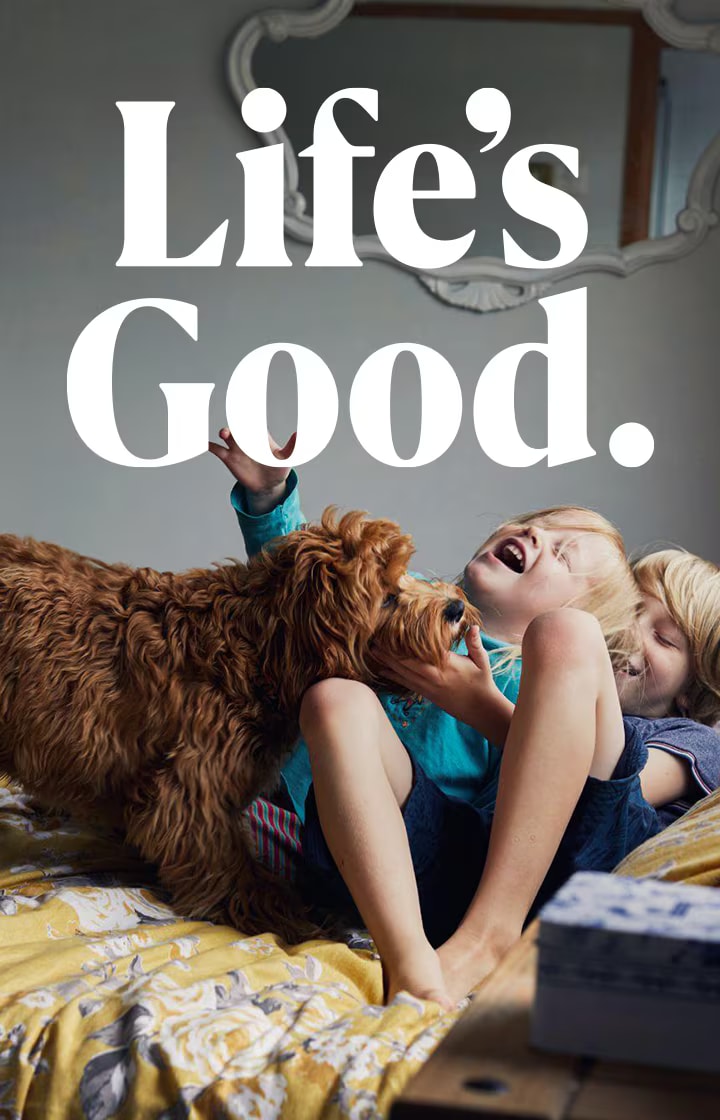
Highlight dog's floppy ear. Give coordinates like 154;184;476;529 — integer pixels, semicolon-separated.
258;537;370;711
256;509;417;710
319;507;415;584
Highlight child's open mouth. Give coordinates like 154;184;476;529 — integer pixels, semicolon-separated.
494;538;527;574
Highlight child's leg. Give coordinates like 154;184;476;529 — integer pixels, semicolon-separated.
299;678;452;1007
438;608;626;1003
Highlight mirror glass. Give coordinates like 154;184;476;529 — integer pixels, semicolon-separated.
254;3;720;261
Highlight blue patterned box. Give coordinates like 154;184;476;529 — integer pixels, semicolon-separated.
531;872;720;1072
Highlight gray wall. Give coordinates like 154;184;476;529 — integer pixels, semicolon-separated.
0;0;718;582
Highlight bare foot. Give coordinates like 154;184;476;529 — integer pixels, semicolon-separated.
384;947;455;1010
437;925;518;1004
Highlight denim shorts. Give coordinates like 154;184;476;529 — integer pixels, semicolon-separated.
301;729;662;947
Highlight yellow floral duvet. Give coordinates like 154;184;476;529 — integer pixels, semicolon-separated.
2;777;718;1120
0;781;458;1120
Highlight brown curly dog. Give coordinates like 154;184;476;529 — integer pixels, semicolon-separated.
0;510;476;940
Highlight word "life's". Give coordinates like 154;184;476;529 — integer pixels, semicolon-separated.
115;90;589;271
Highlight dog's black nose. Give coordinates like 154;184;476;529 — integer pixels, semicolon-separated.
444;599;465;624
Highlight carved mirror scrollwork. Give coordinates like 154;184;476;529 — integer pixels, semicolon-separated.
227;0;720;312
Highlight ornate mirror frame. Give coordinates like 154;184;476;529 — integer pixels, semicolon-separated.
227;0;720;312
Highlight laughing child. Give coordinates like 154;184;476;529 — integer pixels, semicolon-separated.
374;548;720;1003
210;431;719;1006
208;429;669;1002
209;427;638;821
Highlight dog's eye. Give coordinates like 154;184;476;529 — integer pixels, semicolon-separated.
383;594;399;609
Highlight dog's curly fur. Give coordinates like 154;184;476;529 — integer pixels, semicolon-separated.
0;510;476;940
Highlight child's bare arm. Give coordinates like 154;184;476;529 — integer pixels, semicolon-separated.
640;748;695;807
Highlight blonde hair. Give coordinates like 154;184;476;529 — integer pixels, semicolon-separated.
459;505;641;666
633;549;720;725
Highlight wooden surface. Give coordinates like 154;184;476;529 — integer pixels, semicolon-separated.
391;923;720;1120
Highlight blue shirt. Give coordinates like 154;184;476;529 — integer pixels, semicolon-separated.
231;473;521;819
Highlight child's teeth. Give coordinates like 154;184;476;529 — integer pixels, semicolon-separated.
499;542;524;572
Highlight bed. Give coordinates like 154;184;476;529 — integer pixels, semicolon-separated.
0;780;458;1119
0;777;717;1120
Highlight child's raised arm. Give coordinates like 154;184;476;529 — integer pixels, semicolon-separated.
208;428;296;514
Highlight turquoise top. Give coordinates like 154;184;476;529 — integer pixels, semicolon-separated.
231;473;521;819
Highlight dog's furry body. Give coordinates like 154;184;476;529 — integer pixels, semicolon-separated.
0;511;472;938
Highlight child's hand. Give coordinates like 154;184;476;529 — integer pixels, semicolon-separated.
377;625;502;731
208;428;296;513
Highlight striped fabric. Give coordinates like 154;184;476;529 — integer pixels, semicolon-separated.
245;797;303;881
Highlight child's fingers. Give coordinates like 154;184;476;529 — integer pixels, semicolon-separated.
466;626;489;670
208;442;228;460
375;655;429;689
218;427;238;449
389;661;444;691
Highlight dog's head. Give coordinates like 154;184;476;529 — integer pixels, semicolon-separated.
251;507;480;709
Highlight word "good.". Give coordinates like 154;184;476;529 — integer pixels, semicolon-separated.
67;289;653;470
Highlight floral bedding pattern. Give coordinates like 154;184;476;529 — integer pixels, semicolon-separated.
617;782;720;886
0;782;458;1120
2;778;718;1120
